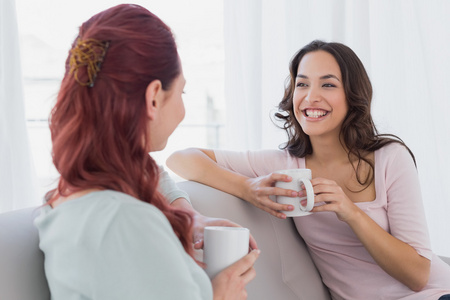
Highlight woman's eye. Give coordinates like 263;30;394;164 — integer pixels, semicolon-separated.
323;83;336;88
296;82;307;87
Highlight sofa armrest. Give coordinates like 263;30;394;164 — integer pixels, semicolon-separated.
0;207;50;300
178;181;331;300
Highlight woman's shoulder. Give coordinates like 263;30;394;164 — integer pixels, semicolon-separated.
375;142;413;162
69;190;161;213
91;190;169;225
376;141;406;153
374;142;416;175
37;190;170;232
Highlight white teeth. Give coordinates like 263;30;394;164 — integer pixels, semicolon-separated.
306;109;327;118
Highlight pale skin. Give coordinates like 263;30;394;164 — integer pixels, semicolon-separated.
52;71;259;300
170;197;257;252
167;51;430;292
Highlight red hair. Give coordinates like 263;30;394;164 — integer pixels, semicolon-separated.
47;4;194;256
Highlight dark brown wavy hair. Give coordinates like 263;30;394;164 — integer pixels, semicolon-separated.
275;40;415;188
47;4;194;256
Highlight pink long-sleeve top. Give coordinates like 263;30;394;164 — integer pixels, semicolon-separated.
214;143;450;300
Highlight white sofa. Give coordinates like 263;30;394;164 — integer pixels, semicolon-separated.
0;181;449;300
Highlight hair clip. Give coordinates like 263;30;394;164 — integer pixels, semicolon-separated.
69;38;110;87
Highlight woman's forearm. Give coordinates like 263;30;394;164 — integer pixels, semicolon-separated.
166;148;249;200
348;210;431;291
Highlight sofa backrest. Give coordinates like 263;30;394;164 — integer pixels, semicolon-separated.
178;181;331;300
0;183;329;300
0;184;329;300
2;183;448;300
0;207;50;300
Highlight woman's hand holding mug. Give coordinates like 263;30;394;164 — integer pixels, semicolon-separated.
243;169;315;219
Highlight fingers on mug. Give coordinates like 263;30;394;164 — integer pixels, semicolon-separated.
274;169;314;217
298;178;314;211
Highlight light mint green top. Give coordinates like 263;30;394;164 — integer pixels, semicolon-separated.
158;165;191;205
35;190;212;300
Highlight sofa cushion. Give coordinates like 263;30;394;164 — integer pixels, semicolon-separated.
0;207;50;300
178;181;331;300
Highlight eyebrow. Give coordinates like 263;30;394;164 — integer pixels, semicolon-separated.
296;74;341;81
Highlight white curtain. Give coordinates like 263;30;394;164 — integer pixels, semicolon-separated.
0;0;39;212
224;0;450;256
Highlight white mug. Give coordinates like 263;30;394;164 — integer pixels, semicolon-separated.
203;226;250;279
275;169;314;217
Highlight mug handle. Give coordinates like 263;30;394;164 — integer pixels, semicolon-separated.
298;179;314;212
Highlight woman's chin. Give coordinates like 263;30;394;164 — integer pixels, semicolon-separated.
148;141;168;153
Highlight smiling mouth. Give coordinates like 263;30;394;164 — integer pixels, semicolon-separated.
303;109;329;118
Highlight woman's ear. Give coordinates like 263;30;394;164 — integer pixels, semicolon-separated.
145;80;163;120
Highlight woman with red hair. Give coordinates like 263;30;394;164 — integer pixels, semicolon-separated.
34;4;259;299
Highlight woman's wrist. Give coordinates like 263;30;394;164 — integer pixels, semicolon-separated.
236;176;252;202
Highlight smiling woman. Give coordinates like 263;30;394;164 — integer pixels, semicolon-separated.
167;40;450;299
14;0;225;202
222;0;450;259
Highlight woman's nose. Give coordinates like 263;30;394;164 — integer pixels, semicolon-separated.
305;86;321;103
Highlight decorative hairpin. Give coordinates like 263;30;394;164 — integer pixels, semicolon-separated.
68;38;110;87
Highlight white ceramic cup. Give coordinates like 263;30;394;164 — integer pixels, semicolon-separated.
203;226;250;279
275;168;315;217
